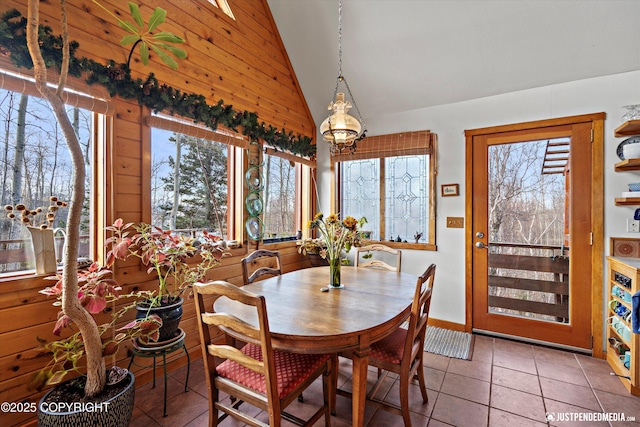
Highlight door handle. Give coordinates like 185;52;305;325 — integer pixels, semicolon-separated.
475;241;490;249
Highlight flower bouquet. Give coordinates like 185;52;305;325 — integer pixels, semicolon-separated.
308;212;367;288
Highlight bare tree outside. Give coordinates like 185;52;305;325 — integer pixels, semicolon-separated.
487;138;569;322
0;89;92;273
263;153;296;239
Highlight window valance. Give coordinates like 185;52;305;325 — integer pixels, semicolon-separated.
147;114;317;168
330;130;436;163
145;114;250;150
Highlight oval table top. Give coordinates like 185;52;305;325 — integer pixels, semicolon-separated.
213;265;419;427
214;265;418;353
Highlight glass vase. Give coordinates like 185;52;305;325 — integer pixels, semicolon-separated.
329;257;343;288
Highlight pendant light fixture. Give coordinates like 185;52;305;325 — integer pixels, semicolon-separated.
320;0;366;154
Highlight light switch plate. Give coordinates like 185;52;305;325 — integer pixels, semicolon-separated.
446;217;464;228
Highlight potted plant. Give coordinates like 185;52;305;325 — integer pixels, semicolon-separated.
296;237;329;266
4;200;164;426
33;258;162;427
107;219;226;342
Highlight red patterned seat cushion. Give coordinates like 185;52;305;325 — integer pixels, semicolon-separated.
370;327;407;364
216;343;330;399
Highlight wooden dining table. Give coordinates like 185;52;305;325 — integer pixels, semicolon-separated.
214;265;418;427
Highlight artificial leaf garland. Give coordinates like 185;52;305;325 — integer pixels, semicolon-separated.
0;9;316;159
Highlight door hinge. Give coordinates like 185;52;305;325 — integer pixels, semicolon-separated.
590;128;594;143
591;335;593;349
590;232;593;246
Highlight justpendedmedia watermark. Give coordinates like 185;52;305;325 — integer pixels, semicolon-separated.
546;412;635;423
1;400;110;414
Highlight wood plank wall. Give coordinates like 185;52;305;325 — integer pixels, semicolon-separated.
0;1;314;425
2;0;314;137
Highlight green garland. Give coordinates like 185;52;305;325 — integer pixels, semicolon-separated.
0;9;316;159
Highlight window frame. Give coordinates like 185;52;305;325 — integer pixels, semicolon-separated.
145;113;313;248
147;115;236;240
256;149;315;246
0;73;107;277
261;153;302;243
333;131;437;251
207;0;235;20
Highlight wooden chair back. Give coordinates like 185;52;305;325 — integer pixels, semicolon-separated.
193;280;332;427
354;244;401;272
241;249;282;285
405;263;436;366
335;264;435;426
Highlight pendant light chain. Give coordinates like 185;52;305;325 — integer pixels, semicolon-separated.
321;0;367;152
337;0;343;77
332;0;366;136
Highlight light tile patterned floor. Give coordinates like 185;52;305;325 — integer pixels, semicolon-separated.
129;335;640;426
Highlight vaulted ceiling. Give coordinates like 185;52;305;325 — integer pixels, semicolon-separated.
268;0;640;129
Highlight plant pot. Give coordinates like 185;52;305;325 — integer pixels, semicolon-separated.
136;297;184;342
309;253;329;267
27;226;57;274
38;372;135;427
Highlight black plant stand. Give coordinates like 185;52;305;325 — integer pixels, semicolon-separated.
128;331;190;417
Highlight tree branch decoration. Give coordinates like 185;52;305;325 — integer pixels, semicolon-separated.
25;0;106;397
0;8;316;159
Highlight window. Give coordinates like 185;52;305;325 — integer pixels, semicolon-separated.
335;131;437;249
341;158;381;236
151;127;229;237
148;115;313;246
0;88;96;274
207;0;235;19
263;153;298;241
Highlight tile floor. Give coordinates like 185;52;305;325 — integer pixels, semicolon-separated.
129;334;640;426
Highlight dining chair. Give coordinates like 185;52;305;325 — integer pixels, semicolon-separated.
193;280;334;427
241;249;306;403
336;263;436;427
354;244;402;272
241;249;282;285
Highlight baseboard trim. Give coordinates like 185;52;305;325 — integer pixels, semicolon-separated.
427;318;466;332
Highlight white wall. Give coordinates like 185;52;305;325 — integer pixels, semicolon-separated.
318;70;640;327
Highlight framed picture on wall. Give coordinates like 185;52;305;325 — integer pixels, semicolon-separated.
441;183;459;197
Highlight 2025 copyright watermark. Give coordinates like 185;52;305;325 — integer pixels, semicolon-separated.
1;401;110;413
1;401;37;413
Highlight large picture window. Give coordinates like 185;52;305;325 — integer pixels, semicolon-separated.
335;131;437;249
0;88;96;274
341;155;429;242
151;128;229;237
148;115;312;246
